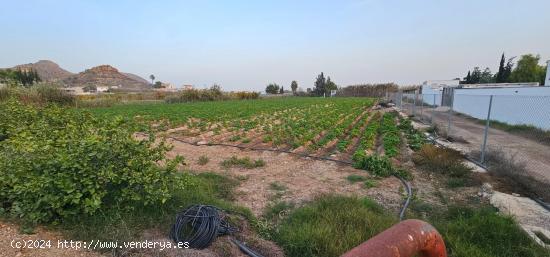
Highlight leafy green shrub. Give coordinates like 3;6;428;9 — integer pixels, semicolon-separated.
353;155;394;177
398;117;427;151
413;144;472;178
0;100;187;224
273;195;396;257
220;156;265;169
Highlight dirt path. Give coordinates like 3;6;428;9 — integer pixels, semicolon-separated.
422;107;550;184
164;138;405;216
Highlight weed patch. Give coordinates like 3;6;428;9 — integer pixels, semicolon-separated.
346;174;367;183
220;156;265;169
197;155;209;165
273;195;396;257
413;144;472;178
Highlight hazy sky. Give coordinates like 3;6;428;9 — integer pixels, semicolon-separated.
1;0;549;91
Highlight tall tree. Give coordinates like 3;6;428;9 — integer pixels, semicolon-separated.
509;54;545;83
279;86;284;94
290;80;298;94
149;74;155;85
502;57;515;83
325;76;337;92
470;67;482;84
495;53;506;83
265;83;280;94
479;67;494;83
313;72;326;96
464;71;471;84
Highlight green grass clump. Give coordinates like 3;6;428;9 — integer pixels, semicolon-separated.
346;174;367;183
435;206;549;257
220;156;265;169
197;155;209;165
273;195;396;257
363;179;378;188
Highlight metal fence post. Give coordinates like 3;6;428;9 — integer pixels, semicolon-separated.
480;95;494;164
431;94;436;125
420;94;424;121
447;99;453;136
413;92;417;116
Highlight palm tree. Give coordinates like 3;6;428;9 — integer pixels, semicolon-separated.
149;74;155;85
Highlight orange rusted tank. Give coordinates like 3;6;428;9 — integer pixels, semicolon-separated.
341;219;447;257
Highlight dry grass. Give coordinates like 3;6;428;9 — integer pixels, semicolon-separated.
479;148;550;201
413;144;472;178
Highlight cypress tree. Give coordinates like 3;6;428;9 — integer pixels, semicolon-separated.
496;53;506;83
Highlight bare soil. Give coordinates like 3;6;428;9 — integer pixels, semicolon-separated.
165;138;404;216
0;222;104;257
425;107;550;184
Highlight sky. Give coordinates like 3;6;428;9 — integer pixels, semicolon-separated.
1;0;549;91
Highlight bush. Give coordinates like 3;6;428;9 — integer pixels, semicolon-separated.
353;155;394;177
413;144;472;178
273;195;396;257
220;156;265;169
0;100;187;224
0;84;75;106
197;155;209;165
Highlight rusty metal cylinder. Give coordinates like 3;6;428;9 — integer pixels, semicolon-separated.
340;219;447;257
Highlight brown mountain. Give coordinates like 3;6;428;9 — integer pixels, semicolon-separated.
123;72;150;85
63;65;150;91
13;60;74;81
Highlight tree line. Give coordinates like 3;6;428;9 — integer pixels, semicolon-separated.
265;72;337;96
462;53;547;85
0;69;41;87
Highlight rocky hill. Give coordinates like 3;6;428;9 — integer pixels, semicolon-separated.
63;65;150;91
123;72;150;85
13;60;74;81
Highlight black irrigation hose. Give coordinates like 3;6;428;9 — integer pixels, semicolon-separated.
159;134;413;221
170;204;237;249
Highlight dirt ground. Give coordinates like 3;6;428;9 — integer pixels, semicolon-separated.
417;106;550;184
0;222;105;257
164;137;405;216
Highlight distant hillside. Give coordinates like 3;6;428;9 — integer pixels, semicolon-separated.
13;60;74;81
123;72;150;85
63;65;149;91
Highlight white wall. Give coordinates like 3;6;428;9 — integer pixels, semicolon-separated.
453;87;550;130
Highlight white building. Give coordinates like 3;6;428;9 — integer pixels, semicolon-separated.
418;75;550;130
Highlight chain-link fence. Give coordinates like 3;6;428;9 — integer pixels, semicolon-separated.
389;92;550;199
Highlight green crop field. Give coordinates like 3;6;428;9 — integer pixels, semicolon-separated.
86;97;381;159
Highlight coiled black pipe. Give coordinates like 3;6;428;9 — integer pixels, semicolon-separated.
170;204;237;249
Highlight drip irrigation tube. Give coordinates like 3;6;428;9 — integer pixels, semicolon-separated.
158;134;413;220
